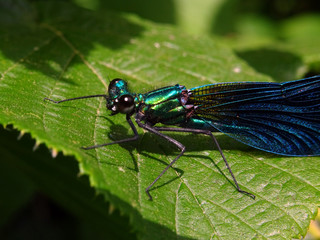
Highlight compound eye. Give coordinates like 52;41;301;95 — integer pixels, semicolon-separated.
108;78;123;90
117;94;135;114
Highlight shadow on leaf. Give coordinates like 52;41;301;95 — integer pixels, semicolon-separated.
0;1;144;83
236;47;305;81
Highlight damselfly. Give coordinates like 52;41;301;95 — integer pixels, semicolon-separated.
44;75;320;200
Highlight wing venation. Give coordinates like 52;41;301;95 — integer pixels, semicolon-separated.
188;76;320;156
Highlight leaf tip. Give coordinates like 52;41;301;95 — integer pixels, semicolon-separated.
32;141;41;151
108;204;115;215
17;130;26;140
51;148;59;158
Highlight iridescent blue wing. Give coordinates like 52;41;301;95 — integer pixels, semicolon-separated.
188;75;320;156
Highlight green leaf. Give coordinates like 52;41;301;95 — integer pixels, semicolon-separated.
222;13;320;79
0;2;319;239
281;14;320;71
219;14;308;81
235;46;306;82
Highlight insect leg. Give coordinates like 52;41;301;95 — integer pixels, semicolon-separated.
135;120;186;201
153;126;256;199
81;114;139;149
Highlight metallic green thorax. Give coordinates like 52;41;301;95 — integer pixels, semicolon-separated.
138;84;190;125
107;79;191;125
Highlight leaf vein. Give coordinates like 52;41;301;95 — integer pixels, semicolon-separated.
0;36;55;81
42;23;108;90
207;199;268;240
192;155;307;233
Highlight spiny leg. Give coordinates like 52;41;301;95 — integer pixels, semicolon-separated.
135;120;186;201
82;114;139;149
153;126;255;199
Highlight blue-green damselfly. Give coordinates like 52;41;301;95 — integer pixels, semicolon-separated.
44;76;320;200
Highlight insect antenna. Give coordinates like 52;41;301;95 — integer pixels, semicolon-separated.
44;94;108;104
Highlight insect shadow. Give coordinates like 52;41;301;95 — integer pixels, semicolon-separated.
84;115;273;193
